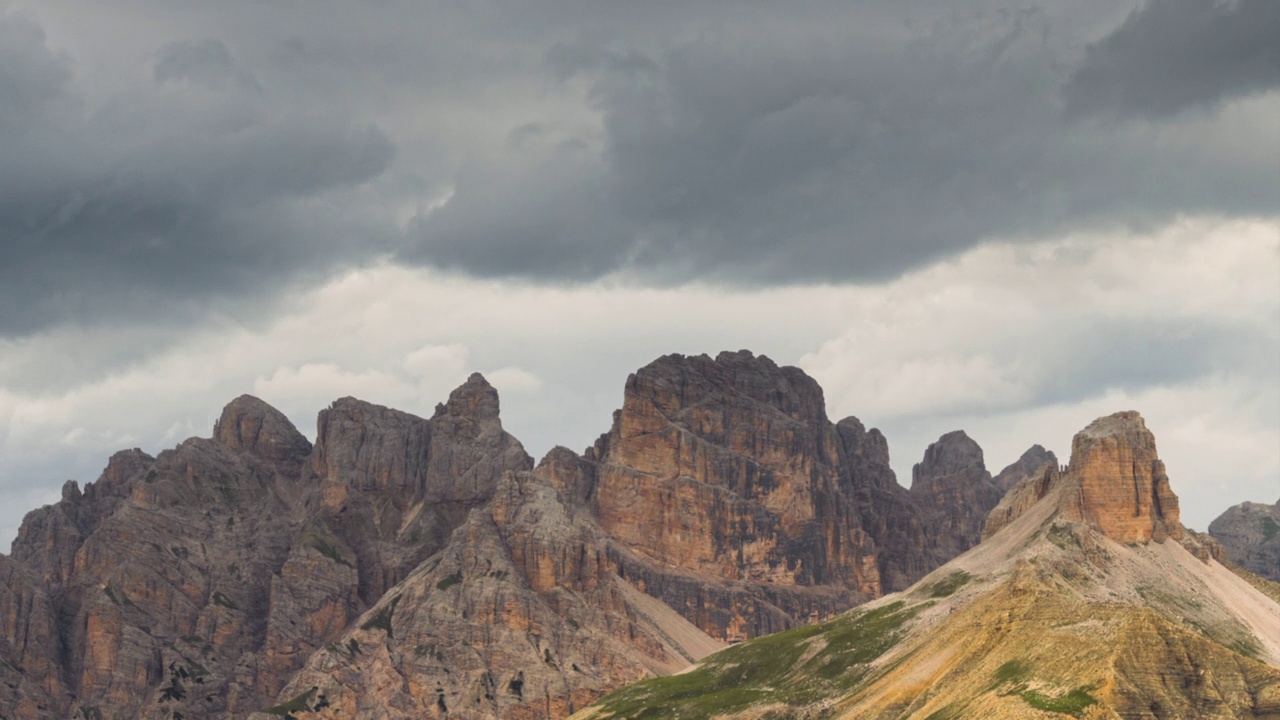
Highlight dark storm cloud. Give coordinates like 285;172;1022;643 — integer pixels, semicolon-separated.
1064;0;1280;117
0;11;397;334
2;0;1277;335
403;0;1280;284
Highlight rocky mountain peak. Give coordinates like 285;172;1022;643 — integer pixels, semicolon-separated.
909;430;1003;560
214;394;312;467
911;430;985;488
434;371;500;423
1066;410;1182;544
625;351;827;428
1210;498;1280;582
97;447;155;493
993;444;1058;492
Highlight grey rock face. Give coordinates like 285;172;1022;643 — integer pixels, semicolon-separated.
214;394;313;471
993;444;1058;492
0;353;1032;720
1210;499;1280;582
910;430;1006;559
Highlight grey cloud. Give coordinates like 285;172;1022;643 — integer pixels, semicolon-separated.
154;39;253;88
1023;318;1267;409
4;0;1278;337
0;11;71;128
0;12;397;335
401;1;1279;284
1064;0;1280;117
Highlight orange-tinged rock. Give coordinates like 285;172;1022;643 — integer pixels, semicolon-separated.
1066;411;1182;544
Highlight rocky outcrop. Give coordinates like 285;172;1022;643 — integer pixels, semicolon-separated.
0;350;1029;720
306;375;533;605
260;471;725;720
981;412;1184;547
581;351;886;638
992;444;1057;493
1065;411;1182;544
215;394;313;472
573;411;1280;720
1211;499;1280;582
982;461;1058;541
836;417;934;593
910;431;1006;559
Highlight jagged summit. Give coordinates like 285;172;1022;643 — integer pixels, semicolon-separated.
433;371;501;423
911;429;1004;560
912;430;985;486
993;444;1057;492
214;394;312;467
573;410;1280;720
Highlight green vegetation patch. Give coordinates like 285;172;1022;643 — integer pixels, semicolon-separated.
1229;637;1263;662
211;591;238;610
261;688;316;718
1020;686;1098;717
1261;516;1279;542
923;703;965;720
436;572;463;591
992;659;1031;686
588;601;922;719
361;595;402;637
1047;523;1080;550
300;521;353;567
922;571;974;598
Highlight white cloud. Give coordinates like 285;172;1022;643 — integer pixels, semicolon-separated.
0;215;1276;548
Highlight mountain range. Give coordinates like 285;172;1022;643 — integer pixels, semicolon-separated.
0;351;1274;719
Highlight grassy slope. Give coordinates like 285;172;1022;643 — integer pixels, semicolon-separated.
574;520;1280;720
576;600;927;720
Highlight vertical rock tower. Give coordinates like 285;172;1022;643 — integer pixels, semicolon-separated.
1065;410;1182;543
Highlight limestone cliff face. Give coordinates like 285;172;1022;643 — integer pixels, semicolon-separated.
583;351;882;639
910;430;1005;560
0;554;65;717
259;471;724;720
992;444;1057;493
982;412;1183;547
1211;499;1280;582
588;351;865;586
305;375;533;604
572;411;1280;720
1065;411;1182;544
0;351;1014;720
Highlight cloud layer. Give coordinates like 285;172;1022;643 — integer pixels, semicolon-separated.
2;217;1276;546
3;0;1278;335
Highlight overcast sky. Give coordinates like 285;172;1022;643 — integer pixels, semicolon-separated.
2;0;1277;547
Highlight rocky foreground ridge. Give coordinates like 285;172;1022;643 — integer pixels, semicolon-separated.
0;351;1048;720
573;411;1280;720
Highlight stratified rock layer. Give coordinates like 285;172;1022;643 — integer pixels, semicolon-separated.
1066;411;1182;544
